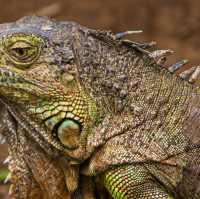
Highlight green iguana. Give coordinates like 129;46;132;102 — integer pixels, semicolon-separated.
0;16;200;199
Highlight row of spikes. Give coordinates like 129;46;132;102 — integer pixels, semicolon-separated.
115;30;200;84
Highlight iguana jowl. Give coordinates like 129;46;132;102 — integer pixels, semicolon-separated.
0;16;200;199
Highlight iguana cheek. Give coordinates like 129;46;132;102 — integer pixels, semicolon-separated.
57;119;81;149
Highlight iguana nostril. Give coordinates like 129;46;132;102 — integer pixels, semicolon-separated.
57;119;81;149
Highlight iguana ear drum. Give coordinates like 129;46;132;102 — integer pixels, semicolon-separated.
45;115;82;150
57;119;81;150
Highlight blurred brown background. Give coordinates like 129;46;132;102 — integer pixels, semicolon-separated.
0;0;200;198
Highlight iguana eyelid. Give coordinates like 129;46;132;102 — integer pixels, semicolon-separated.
9;41;33;49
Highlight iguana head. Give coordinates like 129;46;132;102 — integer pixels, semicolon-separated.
0;16;101;158
0;17;81;103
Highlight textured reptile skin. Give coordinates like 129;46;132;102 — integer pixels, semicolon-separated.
0;16;200;199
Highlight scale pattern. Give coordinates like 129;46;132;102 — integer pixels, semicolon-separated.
104;165;173;199
0;16;200;199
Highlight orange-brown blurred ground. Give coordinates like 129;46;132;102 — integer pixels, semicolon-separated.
0;0;200;198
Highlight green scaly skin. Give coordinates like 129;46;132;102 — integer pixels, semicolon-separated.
104;165;173;199
0;16;200;199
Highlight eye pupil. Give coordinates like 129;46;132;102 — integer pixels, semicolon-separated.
16;48;25;56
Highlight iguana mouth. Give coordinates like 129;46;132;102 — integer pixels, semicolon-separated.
0;67;41;102
0;67;23;83
0;67;60;102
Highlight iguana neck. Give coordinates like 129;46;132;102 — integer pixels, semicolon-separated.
74;30;196;155
80;46;198;175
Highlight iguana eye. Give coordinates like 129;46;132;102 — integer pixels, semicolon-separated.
10;42;37;61
3;34;44;68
